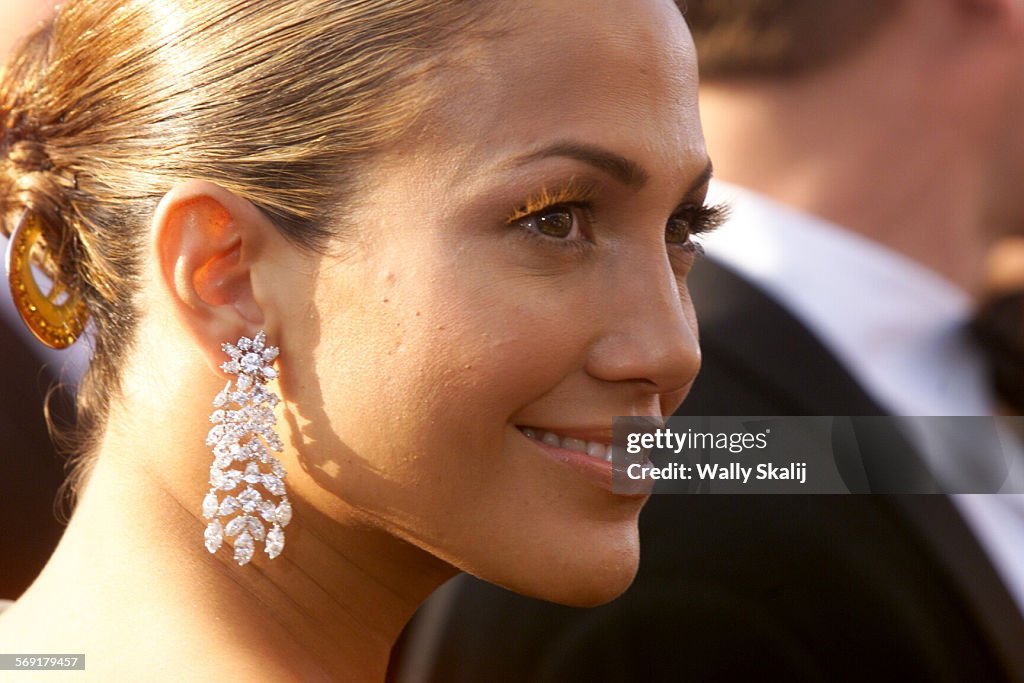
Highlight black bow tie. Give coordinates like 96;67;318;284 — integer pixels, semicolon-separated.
971;290;1024;416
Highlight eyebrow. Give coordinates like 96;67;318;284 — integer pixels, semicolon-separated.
510;141;714;196
687;160;715;194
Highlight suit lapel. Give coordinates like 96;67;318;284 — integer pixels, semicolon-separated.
684;256;1024;677
687;257;884;416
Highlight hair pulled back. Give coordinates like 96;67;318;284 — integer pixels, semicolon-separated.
0;0;495;493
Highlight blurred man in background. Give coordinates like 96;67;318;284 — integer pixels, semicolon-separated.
391;1;1024;680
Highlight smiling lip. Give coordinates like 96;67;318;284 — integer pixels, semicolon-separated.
516;425;652;497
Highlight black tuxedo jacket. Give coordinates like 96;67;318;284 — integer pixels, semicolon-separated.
389;258;1024;683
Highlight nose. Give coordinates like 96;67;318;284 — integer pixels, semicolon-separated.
585;256;701;399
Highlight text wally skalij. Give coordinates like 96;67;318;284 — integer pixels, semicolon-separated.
626;461;807;484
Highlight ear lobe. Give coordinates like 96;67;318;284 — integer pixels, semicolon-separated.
154;181;268;357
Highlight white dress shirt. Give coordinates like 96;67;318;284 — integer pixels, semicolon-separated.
702;181;1024;614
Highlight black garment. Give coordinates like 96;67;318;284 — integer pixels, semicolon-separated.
0;316;72;599
972;289;1024;415
389;258;1024;683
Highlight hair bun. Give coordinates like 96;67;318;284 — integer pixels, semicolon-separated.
1;115;77;273
7;135;52;175
0;20;74;229
3;130;73;216
1;42;86;350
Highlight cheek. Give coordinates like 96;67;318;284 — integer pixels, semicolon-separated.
370;256;594;420
300;265;588;501
289;250;642;604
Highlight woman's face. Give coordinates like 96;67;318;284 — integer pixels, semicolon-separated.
281;0;708;605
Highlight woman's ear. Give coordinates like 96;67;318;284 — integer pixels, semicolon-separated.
153;180;277;372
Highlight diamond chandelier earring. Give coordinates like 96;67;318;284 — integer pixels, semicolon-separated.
202;330;292;565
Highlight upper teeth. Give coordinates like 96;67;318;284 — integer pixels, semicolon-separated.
519;427;613;462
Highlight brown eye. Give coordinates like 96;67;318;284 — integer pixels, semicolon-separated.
518;206;577;239
666;213;692;245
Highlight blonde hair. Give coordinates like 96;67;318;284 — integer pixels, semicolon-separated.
0;0;496;495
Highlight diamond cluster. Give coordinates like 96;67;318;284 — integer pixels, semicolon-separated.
202;330;290;565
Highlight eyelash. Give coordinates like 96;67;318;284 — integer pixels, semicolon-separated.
667;203;730;255
507;181;600;253
507;184;728;255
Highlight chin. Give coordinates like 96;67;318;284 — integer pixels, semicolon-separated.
513;529;642;608
553;562;640;608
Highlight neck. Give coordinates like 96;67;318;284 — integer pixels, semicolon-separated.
15;382;456;681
